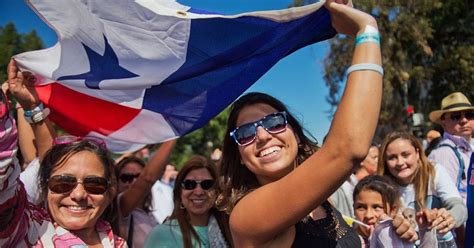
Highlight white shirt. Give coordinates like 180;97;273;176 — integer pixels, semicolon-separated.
19;158;41;204
399;164;462;210
150;180;174;223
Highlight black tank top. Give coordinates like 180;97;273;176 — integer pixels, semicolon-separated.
292;201;361;248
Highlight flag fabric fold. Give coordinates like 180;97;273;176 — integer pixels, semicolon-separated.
15;0;336;153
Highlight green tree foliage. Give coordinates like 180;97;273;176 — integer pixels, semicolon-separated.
0;22;44;82
170;107;230;168
293;0;473;140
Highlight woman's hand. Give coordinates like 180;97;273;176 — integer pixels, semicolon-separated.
324;0;377;36
7;59;40;110
415;208;436;230
429;208;455;235
391;212;418;243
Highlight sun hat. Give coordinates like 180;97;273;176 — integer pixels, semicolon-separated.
429;92;474;123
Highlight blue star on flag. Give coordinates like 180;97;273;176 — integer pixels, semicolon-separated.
58;35;138;89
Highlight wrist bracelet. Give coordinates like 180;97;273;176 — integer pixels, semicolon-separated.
25;107;50;124
24;103;44;117
355;33;380;46
347;63;384;76
355;24;380;46
24;103;50;124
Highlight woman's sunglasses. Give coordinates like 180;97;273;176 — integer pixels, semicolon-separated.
230;111;288;146
181;179;215;190
119;173;140;183
448;111;474;122
48;175;109;195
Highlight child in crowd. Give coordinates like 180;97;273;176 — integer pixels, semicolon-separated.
353;175;437;247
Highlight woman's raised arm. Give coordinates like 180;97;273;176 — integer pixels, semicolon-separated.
118;140;176;217
230;0;383;245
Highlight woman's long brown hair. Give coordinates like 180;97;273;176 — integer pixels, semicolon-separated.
169;155;232;248
217;92;319;214
377;132;435;209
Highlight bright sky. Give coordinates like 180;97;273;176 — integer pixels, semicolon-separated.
0;0;335;143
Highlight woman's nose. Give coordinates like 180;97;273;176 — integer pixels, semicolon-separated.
192;185;205;195
395;156;405;166
255;126;272;143
70;183;88;200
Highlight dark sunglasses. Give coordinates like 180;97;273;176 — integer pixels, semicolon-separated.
48;175;109;195
119;173;140;183
449;111;474;122
230;111;288;146
181;179;215;190
53;135;107;148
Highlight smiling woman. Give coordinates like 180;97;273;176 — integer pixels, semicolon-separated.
215;0;389;246
0;134;125;246
0;60;125;247
144;156;232;248
378;131;468;246
40;139;122;245
44;150;112;231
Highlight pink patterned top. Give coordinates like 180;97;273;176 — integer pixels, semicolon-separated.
0;114;126;247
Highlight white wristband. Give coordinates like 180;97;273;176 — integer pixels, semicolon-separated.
347;63;384;76
25;107;50;124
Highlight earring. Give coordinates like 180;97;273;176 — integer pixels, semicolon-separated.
298;143;305;151
180;203;186;209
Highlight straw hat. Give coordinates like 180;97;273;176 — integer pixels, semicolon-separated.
429;92;474;123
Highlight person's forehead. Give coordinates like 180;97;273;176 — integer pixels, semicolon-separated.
52;151;105;176
236;103;278;126
120;162;143;172
184;168;212;179
386;138;414;151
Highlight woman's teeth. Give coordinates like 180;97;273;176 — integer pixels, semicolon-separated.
259;146;281;157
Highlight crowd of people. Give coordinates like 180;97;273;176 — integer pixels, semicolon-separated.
0;0;473;247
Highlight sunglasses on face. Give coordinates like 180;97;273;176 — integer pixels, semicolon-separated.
181;179;215;190
448;111;474;122
53;135;107;148
48;175;109;195
119;173;140;183
230;111;288;146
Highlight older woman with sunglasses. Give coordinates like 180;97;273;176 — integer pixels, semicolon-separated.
216;1;417;247
0;60;125;247
145;156;232;248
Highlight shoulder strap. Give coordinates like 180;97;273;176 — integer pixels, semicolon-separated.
127;213;134;247
437;143;465;190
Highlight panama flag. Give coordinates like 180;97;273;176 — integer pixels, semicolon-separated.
14;0;336;153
